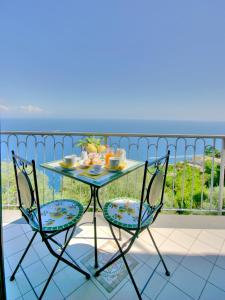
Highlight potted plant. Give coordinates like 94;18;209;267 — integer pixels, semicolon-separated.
77;136;106;153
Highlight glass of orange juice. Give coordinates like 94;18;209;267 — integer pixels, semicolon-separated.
105;147;114;167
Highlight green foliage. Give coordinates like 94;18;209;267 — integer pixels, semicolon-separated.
76;136;103;148
1;162;17;206
204;160;220;187
1;161;54;206
165;163;209;211
211;186;225;209
61;169;143;207
1;158;223;214
204;146;221;158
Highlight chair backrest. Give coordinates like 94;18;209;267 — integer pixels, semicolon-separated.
12;151;43;232
137;151;170;230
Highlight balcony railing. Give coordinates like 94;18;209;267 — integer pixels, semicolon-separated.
1;131;225;214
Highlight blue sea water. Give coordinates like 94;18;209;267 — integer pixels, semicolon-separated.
2;118;225;135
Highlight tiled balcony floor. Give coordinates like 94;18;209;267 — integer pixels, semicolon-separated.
3;212;225;300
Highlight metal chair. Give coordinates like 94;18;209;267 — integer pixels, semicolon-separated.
95;151;170;300
10;151;90;299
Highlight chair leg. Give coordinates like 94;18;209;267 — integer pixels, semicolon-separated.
95;225;141;299
118;228;122;241
147;228;170;276
110;225;142;300
10;231;37;281
39;227;90;299
44;227;90;278
95;229;135;276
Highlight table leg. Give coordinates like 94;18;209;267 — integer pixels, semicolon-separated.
93;187;98;268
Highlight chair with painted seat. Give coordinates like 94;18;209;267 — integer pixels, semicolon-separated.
95;151;170;300
10;151;90;299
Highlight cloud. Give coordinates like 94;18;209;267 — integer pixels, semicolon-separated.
19;105;43;113
0;104;10;112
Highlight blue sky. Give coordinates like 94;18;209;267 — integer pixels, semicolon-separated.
0;0;225;120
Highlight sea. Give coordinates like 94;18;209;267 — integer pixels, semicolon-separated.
2;118;225;135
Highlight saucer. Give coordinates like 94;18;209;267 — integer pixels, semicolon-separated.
59;161;77;170
88;169;103;176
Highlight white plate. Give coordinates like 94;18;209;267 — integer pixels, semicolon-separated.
59;161;77;170
59;166;76;171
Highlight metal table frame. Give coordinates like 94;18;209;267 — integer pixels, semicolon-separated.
41;159;144;268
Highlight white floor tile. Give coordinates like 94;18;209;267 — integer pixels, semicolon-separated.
25;230;42;244
132;264;156;291
5;275;22;300
181;255;214;280
169;229;195;250
53;266;87;297
131;238;156;263
15;270;33;295
4;258;12;278
7;246;40;270
143;271;167;300
198;230;224;251
179;228;201;239
140;229;167;247
157;282;192;300
23;280;64;300
4;234;29;257
207;229;225;240
41;253;65;274
159;239;187;263
216;254;225;270
24;260;49;288
3;223;18;230
208;265;225;291
153;256;178;279
37;280;64;300
66;240;94;260
21;223;33;234
67;280;106;300
200;282;225;300
32;241;52;259
3;224;24;242
22;289;38;300
153;228;174;238
170;265;206;299
112;281;150;300
189;240;219;264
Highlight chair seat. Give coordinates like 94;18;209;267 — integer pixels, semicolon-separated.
103;198;153;230
30;199;83;232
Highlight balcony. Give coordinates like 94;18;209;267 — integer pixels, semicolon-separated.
1;131;225;299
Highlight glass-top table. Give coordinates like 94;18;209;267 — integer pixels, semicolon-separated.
41;159;144;267
41;159;144;188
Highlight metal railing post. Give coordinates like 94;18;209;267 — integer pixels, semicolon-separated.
104;135;108;146
218;138;225;214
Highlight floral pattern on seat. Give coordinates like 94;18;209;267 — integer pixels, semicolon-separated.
103;198;153;230
31;199;83;232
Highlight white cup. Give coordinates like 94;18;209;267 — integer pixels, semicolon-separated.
109;157;120;169
64;155;77;167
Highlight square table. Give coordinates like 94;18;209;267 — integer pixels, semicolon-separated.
41;159;144;268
